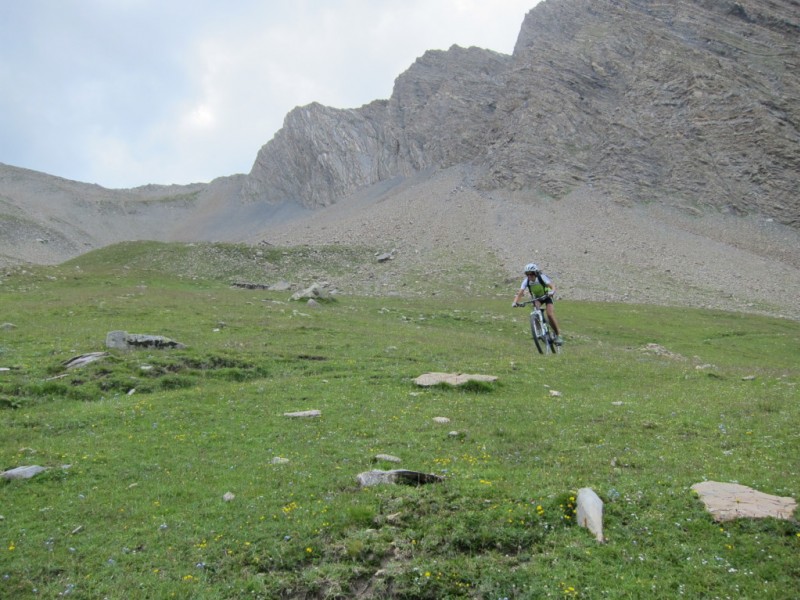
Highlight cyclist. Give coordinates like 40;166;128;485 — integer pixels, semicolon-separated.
512;262;563;345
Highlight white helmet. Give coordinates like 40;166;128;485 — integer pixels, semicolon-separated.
524;263;539;274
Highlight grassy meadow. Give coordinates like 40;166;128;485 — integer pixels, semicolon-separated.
1;242;798;599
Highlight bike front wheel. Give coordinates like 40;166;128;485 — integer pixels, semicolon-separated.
530;313;549;354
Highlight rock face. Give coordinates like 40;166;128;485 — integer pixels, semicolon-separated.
243;0;799;226
485;0;800;225
242;46;512;209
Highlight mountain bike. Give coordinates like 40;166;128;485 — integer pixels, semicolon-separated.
516;295;560;354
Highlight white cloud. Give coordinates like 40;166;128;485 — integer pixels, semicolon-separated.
0;0;539;188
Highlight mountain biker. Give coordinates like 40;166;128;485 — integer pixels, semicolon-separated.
512;262;563;345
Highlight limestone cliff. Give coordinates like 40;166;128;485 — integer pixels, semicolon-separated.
243;0;799;226
483;0;800;224
242;46;512;208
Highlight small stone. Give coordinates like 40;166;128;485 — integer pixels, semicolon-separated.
63;352;109;369
433;417;451;424
271;457;290;465
375;454;402;464
223;492;235;502
268;280;292;291
549;390;562;397
385;512;403;524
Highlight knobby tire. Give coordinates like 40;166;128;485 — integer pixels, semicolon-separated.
530;312;549;354
547;333;560;354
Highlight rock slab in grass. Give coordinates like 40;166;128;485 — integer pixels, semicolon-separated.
413;372;498;387
2;465;48;480
290;283;328;301
374;454;402;464
106;331;186;350
576;487;605;542
284;410;321;418
691;481;797;522
63;352;109;369
356;469;444;487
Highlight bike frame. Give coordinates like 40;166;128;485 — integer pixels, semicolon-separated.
519;296;559;355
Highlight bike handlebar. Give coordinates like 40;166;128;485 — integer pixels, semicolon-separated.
514;294;552;307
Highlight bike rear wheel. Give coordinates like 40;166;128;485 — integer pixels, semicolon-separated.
530;313;549;354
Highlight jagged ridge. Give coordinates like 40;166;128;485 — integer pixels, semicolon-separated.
243;0;799;226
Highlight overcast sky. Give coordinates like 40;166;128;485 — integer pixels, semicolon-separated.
0;1;539;189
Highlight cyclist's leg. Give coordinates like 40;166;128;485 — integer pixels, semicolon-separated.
544;302;560;335
544;301;562;343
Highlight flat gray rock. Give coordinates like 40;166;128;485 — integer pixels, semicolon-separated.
63;352;109;369
691;481;797;522
106;331;186;350
284;410;321;418
356;469;444;487
413;372;497;387
290;284;328;301
2;465;48;480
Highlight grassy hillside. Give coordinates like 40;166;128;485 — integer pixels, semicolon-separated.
1;243;798;598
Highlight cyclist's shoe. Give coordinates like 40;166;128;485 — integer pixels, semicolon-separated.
554;335;564;346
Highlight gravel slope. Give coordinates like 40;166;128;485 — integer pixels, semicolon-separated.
4;164;797;320
251;166;800;320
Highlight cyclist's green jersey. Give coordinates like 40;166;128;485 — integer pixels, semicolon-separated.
520;273;553;299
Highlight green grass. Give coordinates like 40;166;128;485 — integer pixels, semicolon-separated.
1;242;798;599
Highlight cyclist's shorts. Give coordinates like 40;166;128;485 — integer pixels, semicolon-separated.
539;296;554;305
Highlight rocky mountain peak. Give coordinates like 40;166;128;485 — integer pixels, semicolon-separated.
243;0;799;226
242;44;512;209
